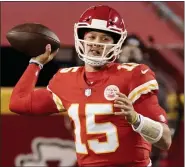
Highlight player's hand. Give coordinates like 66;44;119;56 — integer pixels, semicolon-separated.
114;92;138;124
33;44;59;65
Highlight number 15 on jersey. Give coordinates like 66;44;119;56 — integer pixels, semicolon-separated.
68;104;119;154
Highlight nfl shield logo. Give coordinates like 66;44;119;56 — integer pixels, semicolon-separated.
85;88;92;97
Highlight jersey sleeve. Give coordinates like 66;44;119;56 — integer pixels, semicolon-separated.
47;69;66;112
9;64;60;115
128;64;159;104
134;93;168;124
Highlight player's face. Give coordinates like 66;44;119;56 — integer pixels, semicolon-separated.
83;31;114;57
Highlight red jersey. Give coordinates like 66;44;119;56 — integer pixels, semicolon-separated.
47;63;167;167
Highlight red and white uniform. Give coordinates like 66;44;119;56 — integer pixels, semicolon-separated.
10;62;167;167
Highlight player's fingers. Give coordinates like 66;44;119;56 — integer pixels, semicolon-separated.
116;92;128;98
45;49;59;63
114;110;129;116
47;49;59;61
45;44;51;56
115;97;129;104
114;99;132;108
116;94;132;105
114;102;131;112
114;111;124;115
51;48;59;57
116;92;130;102
121;105;131;111
114;103;123;108
114;104;128;111
114;100;124;105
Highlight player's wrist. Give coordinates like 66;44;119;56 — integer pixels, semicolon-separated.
129;111;139;125
132;114;141;128
29;58;44;69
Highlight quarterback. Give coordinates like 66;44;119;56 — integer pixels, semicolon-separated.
10;5;171;167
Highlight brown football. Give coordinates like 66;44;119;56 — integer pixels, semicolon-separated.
6;23;61;57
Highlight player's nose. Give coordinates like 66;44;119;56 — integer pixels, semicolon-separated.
92;37;101;47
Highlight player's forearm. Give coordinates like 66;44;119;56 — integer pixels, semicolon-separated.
10;63;40;114
132;94;172;150
10;63;60;115
153;123;172;150
11;63;41;96
132;115;172;151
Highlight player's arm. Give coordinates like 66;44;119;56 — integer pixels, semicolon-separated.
114;93;171;150
133;94;171;150
114;64;172;150
9;44;64;115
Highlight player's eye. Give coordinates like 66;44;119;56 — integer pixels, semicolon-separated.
102;37;109;41
84;34;95;41
102;36;112;42
88;35;95;40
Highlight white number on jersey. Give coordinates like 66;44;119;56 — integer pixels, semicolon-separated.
117;63;139;71
68;104;119;154
60;67;80;73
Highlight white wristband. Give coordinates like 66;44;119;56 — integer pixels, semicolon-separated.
132;114;163;144
29;59;44;69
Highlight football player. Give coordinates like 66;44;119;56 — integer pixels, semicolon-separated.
10;5;172;167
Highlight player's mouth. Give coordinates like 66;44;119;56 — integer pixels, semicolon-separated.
89;49;101;56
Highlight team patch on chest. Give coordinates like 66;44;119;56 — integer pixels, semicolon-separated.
104;85;120;101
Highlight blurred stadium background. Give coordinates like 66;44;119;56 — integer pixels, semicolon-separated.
1;2;184;167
